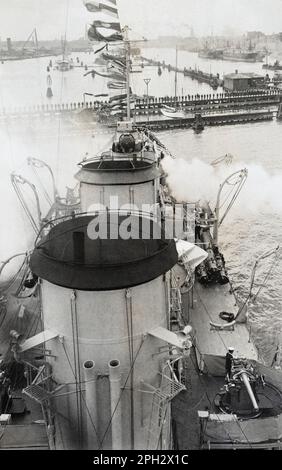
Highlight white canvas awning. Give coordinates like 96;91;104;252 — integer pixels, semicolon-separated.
149;326;192;350
19;330;58;352
175;239;207;270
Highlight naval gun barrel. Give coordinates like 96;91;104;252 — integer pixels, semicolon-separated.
241;371;259;411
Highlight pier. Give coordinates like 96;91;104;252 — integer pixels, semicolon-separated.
0;90;280;118
141;56;223;88
183;67;223;89
140;56;282;89
133;109;274;131
0;90;280;131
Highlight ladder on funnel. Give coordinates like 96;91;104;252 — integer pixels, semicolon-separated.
146;363;186;449
170;287;183;326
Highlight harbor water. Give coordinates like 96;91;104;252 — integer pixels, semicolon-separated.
0;48;281;365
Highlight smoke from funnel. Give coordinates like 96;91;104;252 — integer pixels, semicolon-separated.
162;157;282;215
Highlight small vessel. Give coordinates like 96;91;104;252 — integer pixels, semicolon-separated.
161;105;187;119
55;36;74;72
192;113;205;133
55;58;74;72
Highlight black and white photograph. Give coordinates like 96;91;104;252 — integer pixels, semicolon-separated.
0;0;282;458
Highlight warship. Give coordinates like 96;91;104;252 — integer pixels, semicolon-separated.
198;47;223;60
198;41;265;63
222;49;262;63
0;0;282;451
221;41;265;63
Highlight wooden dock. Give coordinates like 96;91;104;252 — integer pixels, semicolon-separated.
140;56;223;88
0;90;280;118
134;109;273;131
141;56;280;89
0;90;279;132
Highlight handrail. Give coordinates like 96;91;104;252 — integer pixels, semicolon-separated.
34;208;161;246
78;150;157;167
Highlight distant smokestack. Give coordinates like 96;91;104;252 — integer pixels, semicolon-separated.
7;38;12;54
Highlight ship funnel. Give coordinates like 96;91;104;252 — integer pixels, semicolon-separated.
83;360;98;449
108;359;122;450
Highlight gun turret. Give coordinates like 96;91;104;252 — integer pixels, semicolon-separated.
234;369;259;411
217;359;261;417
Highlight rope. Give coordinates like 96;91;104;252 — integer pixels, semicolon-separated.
12;182;39;234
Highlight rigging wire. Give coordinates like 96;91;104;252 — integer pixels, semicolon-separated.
250;250;280;302
61;342;102;448
69;292;82;447
231;246;280;319
30;166;53;206
12;182;39;234
218;175;247;226
99;337;146;450
125;289;135;449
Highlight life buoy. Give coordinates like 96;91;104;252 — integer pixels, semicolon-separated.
219;311;235;323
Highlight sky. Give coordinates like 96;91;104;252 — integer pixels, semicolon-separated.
0;0;282;41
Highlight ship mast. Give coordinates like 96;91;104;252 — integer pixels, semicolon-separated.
174;46;178;104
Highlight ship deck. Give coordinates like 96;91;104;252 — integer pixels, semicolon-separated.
172;279;268;450
190;281;258;364
0;281;49;450
172;350;223;449
0;395;49;449
172;348;282;450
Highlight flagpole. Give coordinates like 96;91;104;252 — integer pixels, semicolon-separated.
123;25;131;120
174;46;178;105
